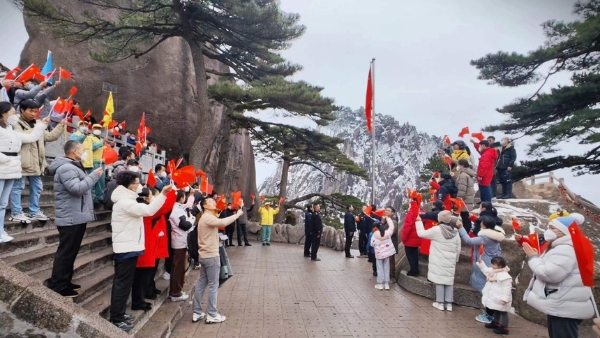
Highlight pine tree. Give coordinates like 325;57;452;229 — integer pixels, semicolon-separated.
471;0;600;179
418;154;447;200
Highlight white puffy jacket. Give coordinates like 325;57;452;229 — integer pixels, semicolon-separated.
524;235;595;320
0;122;48;179
169;203;196;249
416;220;461;285
476;261;512;312
110;185;166;253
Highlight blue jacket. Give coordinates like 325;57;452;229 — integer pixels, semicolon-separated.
304;211;313;234
366;231;375;254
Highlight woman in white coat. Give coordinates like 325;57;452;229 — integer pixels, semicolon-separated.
0;101;50;242
416;210;461;311
522;214;595;338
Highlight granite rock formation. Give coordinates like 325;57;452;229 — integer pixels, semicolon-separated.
19;2;257;196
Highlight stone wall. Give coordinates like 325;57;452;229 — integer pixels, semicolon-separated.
0;260;127;338
247;222;345;251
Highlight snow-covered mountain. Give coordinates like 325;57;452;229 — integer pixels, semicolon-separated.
258;107;440;211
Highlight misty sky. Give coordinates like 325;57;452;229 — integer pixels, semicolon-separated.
1;0;598;204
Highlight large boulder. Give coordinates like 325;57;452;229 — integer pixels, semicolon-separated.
270;224;288;243
19;2;258;198
287;223;305;244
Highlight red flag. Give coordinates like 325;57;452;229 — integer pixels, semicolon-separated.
511;217;521;231
216;195;227;211
479;244;484;256
59;67;72;80
147;169;157;188
138;112;148;145
135;143;142;157
471;132;485;141
250;194;256;200
199;176;209;193
568;221;595;287
118;121;126;130
365;67;373;133
428;189;436;195
433;172;440;178
172;165;196;188
469;214;478;222
260;195;265;202
14;64;41;82
373;209;385;217
430;181;441;190
278;197;285;205
444;155;452;169
175;158;184;169
443;135;451;145
107;120;118;129
231;191;243;209
365;205;373;217
52;98;68;114
33;72;45;82
102;144;119;164
195;169;206;177
84;110;92;120
4;66;21;81
459;127;470;138
69;86;77;98
111;127;121;137
71;106;84;120
167;159;176;174
207;185;214;195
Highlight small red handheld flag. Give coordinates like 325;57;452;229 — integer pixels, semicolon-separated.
568;221;595;287
471;132;485;141
444;155;452;169
469;214;478;222
511;217;521;231
250;194;256;200
430;181;441;190
59;67;72;80
231;191;243;209
260;196;265;202
278;197;285;205
479;244;484;256
373;209;385;217
443;135;451;145
195;169;206;177
215;195;227;211
147;169;157;188
459;127;470;138
69;86;77;98
365;68;373;133
364;205;373;216
4;66;21;80
102;144;119;165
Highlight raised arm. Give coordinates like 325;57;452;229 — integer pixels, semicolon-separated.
204;213;241;228
125;193;167;217
415;219;438;240
17;121;48;144
60;167;101;196
458;227;483;246
44;122;64;142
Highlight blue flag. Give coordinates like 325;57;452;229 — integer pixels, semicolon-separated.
41;50;54;84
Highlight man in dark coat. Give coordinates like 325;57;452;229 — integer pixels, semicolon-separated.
310;204;323;261
357;206;368;256
303;204;313;257
343;205;356;258
497;137;517;199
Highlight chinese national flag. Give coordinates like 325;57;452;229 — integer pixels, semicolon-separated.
278;197;285;205
365;67;373;133
568;222;595;287
207;185;214;195
444;155;452;168
459;127;470;138
472;132;485;141
84;110;92;120
250;194;256;200
102;144;119;165
199;176;209;193
15;64;41;82
511;217;521;231
59;67;72;80
231;191;243;209
71;106;84;120
373;209;385;217
69;86;77;98
365;205;373;216
443;135;451;145
172;165;196;188
4;66;21;81
137;112;149;145
479;244;484;256
167;159;176;174
260;196;265;202
147;169;157;188
216;195;227;211
195;169;206;177
52;98;68;114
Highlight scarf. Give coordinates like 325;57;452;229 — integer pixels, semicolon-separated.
486;267;510;282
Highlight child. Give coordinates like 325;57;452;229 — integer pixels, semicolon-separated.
415;211;461;311
371;217;396;290
366;226;377;277
476;256;512;335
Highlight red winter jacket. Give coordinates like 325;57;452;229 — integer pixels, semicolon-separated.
136;190;177;268
401;202;422;248
477;147;498;186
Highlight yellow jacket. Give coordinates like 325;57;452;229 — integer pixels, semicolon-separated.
258;206;279;226
89;135;104;162
451;150;471;165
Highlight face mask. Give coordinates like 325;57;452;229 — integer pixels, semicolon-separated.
543;229;557;242
93;130;101;136
79;151;88;162
128;166;140;173
159;172;167;178
136;185;143;194
7;115;19;126
79;127;87;132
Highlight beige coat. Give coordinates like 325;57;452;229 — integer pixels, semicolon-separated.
455;167;476;211
14;116;64;176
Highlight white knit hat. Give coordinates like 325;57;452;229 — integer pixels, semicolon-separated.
549;213;585;236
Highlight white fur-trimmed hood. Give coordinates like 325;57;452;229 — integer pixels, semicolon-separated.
478;228;505;242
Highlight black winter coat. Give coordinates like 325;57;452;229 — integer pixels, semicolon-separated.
437;179;458;201
344;211;356;232
304;211;313;234
312;212;323;233
496;144;517;169
472;210;504;235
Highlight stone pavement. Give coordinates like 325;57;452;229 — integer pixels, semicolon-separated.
171;242;549;338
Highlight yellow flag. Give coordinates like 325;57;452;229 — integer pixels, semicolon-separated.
102;92;114;126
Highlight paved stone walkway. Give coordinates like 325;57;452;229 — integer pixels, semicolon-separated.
171;242;548;338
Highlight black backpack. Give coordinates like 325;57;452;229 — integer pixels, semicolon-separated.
103;180;118;210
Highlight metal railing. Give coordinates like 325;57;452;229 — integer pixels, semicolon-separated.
44;117;166;176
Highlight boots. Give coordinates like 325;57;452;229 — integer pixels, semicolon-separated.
500;181;513;199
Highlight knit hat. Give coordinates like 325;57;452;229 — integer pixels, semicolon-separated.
549;213;585;236
78;121;87;126
92;124;102;129
438;210;453;224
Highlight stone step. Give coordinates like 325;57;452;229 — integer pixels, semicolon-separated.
2;232;112;273
397;270;481;309
30;246;114;288
6;202;59;218
0;219;111;257
416;259;474;286
18;190;55;204
4;209;111;236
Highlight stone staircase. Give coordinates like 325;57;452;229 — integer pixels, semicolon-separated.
0;175;193;337
398;244;482;309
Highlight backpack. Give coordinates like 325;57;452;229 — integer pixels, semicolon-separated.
103;180;118;210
